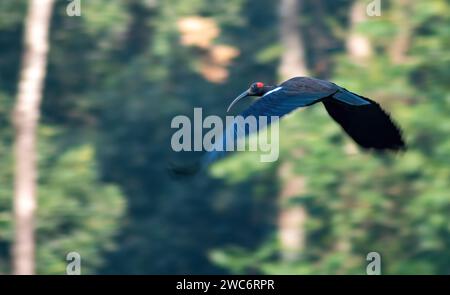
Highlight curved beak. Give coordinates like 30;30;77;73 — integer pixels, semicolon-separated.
226;89;251;112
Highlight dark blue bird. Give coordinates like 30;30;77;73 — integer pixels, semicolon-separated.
170;77;405;176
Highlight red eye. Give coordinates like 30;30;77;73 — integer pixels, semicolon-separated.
256;82;264;88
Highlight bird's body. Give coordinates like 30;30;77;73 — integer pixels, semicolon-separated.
170;77;405;176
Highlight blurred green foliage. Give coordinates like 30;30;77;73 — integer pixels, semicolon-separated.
211;0;450;275
0;0;449;274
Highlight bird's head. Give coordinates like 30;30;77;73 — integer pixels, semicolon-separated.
249;82;266;96
227;82;266;112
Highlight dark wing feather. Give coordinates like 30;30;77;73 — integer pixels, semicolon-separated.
323;91;406;151
168;87;332;176
204;87;334;164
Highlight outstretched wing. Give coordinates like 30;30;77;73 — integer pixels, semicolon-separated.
323;88;406;151
204;86;335;165
169;86;333;176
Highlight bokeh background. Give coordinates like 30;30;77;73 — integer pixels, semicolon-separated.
0;0;449;274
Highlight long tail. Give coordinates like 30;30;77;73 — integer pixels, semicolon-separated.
168;160;202;178
167;149;226;178
168;116;255;178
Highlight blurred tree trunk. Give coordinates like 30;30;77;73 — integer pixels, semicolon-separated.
278;162;307;261
277;0;308;261
389;0;412;64
278;0;308;78
12;0;54;275
346;1;372;63
309;0;333;78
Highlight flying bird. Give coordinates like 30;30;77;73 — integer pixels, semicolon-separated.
170;77;405;176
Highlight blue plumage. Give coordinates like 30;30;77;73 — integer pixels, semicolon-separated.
169;77;405;176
